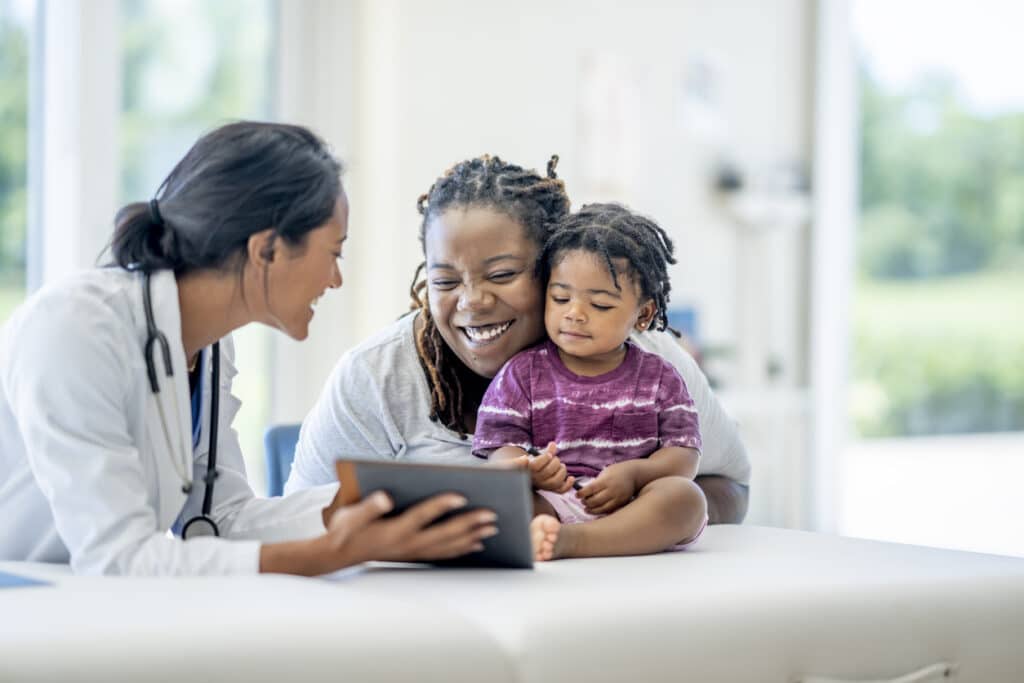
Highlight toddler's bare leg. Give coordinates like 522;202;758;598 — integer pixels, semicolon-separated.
529;493;562;561
548;476;706;560
532;492;558;518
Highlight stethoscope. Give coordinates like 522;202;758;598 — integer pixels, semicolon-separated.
142;271;221;539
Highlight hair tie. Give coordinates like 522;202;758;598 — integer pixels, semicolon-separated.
148;198;164;226
546;154;560;179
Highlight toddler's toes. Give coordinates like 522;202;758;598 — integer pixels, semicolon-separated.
530;514;561;562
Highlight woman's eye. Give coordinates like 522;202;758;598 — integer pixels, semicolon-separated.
489;271;516;282
431;280;458;290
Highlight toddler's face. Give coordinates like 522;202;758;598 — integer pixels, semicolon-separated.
544;249;655;363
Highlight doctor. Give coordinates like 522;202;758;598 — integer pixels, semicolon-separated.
0;121;497;575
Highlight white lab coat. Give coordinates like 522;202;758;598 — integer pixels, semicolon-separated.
0;268;337;575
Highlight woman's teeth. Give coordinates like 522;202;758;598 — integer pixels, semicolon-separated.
464;321;512;343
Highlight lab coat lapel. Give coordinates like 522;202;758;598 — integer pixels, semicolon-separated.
150;271;194;465
142;270;194;525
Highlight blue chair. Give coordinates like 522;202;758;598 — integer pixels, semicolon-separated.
263;423;301;497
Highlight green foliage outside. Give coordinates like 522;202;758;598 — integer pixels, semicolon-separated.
0;4;29;296
120;0;273;202
0;2;276;484
854;67;1024;437
120;0;275;484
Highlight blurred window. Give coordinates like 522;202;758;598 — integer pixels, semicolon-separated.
844;0;1023;557
851;1;1024;439
121;0;276;484
0;0;34;324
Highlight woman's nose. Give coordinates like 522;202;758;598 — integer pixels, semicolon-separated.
457;283;493;310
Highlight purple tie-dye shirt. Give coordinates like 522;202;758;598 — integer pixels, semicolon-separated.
472;339;701;478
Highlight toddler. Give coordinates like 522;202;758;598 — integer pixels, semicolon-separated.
473;203;708;561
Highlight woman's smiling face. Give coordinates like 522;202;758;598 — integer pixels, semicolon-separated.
424;206;545;378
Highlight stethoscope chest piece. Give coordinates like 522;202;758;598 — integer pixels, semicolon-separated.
182;515;219;539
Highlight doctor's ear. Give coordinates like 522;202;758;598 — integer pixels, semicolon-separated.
248;229;277;267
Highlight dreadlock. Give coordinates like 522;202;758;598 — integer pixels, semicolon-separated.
538;203;677;332
411;154;570;437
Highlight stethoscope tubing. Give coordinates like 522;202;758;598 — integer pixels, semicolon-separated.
142;271;221;538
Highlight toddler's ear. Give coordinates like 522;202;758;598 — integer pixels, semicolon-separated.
635;300;657;331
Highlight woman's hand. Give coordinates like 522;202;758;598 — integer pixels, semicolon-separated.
576;462;638;515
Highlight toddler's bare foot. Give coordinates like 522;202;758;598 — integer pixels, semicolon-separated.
530;514;561;562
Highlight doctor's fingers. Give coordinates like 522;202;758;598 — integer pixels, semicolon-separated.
325;492;393;544
399;510;499;560
389;493;473;531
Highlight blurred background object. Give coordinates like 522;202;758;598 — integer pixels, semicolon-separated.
0;0;1019;555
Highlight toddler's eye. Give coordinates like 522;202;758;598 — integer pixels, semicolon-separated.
551;296;569;304
592;304;613;311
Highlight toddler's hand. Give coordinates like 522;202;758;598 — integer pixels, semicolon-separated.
576;462;637;515
520;443;574;493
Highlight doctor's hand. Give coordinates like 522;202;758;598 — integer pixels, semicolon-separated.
260;492;497;576
328;491;498;566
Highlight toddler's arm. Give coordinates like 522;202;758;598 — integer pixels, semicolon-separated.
626;446;699;488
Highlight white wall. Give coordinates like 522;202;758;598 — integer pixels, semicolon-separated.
279;0;814;408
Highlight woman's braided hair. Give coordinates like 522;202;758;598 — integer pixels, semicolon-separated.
411;154;570;437
538;202;677;332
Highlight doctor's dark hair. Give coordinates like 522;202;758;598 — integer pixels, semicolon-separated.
539;203;677;333
409;154;570;437
110;121;343;274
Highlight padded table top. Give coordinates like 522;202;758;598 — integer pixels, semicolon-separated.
3;525;1023;682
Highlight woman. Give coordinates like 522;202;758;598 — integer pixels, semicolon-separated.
0;122;496;575
287;155;750;524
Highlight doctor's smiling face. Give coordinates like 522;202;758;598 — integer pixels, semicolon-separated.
256;189;348;340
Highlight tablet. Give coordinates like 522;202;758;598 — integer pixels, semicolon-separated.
335;458;534;569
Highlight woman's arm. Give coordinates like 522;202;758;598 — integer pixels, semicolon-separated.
285;346;402;494
627;446;700;487
632;331;752;523
695;475;749;524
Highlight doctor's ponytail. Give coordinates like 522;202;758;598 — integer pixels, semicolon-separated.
111;201;185;272
109;121;343;275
